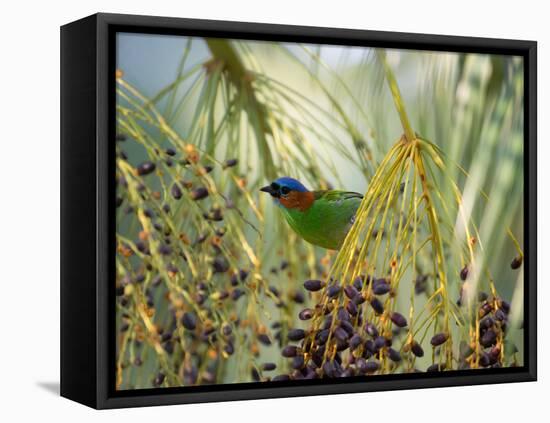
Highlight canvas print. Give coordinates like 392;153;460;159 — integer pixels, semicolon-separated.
115;33;525;390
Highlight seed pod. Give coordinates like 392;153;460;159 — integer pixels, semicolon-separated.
346;300;358;316
494;309;507;321
212;256;229;273
223;158;238;168
350;334;362;350
322;360;336;378
152;275;163;286
499;300;511;314
165;147;176;156
354;275;367;290
365;322;379;338
304;279;324;292
373;279;391;295
480;316;495;329
171;183;182;200
364;360;380;373
291;355;305;369
298;308;314;320
137;161;156;176
373;336;386;351
257;333;272;346
116;133;127;142
326;284;341;298
157;244;172;256
353;293;366;305
364;340;375;354
153;372;165;387
287;329;306;341
282;345;298;357
181;312;197;330
479;352;492;367
221;324;232;337
480;329;497;347
224;342;234;356
262;362;276;371
337;307;351;322
236;269;249;283
190;187;209;201
314;330;329;347
388;348;402;362
356;357;368;374
344;285;359;300
390;312;408;328
334;327;350;342
478;291;489;302
231;288;245;301
291;291;305;304
479;302;493;318
369;298;384;315
430;332;448;347
411;340;424;358
340;320;354;336
460;265;469;281
511;256;523;269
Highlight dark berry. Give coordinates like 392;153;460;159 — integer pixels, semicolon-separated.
326;284;341;298
298;308;314;320
411;341;424;357
430;332;448;347
171;183;182;200
460;265;469;281
390;312;407;328
369;298;384;315
388;348;402;362
262;362;276;371
304;280;324;292
511;256;523;269
287;329;306;341
480;329;497;347
137;161;156;176
190;187;209;201
181;312;197;330
282;345;298;357
223;158;238;168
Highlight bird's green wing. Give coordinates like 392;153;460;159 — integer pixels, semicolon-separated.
314;190;363;203
279;190;362;250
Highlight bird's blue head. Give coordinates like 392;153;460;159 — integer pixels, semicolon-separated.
260;177;309;198
260;177;313;211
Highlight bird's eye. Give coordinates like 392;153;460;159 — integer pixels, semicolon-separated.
281;186;290;195
271;182;279;190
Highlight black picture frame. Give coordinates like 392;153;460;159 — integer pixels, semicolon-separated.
60;12;537;409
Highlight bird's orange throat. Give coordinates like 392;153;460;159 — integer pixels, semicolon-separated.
278;191;315;212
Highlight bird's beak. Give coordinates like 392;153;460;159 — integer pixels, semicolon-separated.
260;185;279;198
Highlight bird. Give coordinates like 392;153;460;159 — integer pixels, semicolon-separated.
260;177;363;250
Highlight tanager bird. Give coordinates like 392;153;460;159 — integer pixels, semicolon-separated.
260;177;363;250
